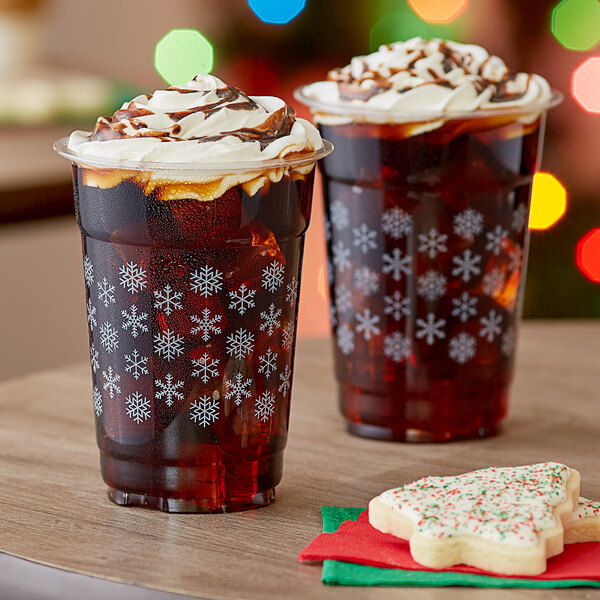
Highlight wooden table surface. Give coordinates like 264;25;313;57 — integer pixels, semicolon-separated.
0;321;599;599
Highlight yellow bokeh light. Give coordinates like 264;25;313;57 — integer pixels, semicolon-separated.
529;172;567;230
407;0;468;23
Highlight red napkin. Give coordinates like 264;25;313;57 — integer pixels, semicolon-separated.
299;511;600;581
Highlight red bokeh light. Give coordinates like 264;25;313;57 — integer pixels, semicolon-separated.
571;57;600;113
576;228;600;282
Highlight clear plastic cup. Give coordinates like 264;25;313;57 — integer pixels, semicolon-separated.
54;138;332;511
295;86;561;442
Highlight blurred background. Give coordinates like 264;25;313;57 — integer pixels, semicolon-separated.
0;0;599;381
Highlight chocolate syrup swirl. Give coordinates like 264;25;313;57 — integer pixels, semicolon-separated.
90;79;296;148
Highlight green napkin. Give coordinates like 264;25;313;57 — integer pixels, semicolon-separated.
319;507;600;588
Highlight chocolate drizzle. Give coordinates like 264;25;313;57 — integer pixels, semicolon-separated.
199;105;296;150
325;39;541;106
89;80;295;148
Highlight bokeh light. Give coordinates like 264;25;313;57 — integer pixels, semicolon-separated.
529;173;567;230
407;0;468;24
551;0;600;51
571;57;600;113
576;228;600;282
155;29;213;85
248;0;306;24
370;11;455;52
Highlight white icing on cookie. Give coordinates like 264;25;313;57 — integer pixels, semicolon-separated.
378;462;570;547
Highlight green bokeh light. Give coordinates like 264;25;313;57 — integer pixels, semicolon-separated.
551;0;600;51
154;29;214;86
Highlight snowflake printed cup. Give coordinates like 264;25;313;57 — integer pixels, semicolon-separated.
55;75;331;511
297;38;561;441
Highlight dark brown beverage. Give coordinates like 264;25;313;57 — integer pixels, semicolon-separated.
318;116;543;441
75;166;314;512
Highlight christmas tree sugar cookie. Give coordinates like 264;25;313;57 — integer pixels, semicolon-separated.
368;462;580;576
564;497;600;544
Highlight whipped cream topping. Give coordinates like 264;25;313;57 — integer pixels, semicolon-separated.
68;74;323;164
64;75;327;201
301;38;553;123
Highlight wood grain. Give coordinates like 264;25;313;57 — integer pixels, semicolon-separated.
0;321;599;599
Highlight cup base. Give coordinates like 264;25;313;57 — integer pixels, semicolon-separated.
345;420;501;443
107;486;276;513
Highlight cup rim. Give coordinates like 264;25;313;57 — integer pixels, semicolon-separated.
53;137;334;173
293;85;564;123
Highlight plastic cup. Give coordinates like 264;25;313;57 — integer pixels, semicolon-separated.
295;86;561;442
54;138;332;511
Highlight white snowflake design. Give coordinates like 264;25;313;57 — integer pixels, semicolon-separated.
190;265;223;298
448;332;477;364
485;225;509;256
83;255;94;288
190;308;223;342
286;277;298;305
258;348;278;378
282;321;295;351
512;204;528;233
226;328;255;359
384;290;411;321
453;209;484;241
125;392;151;424
124;349;149;380
153;284;183;316
224;372;252;406
354;266;380;296
509;245;524;272
383;332;412;363
259;303;282;336
89;343;99;373
153;328;184;362
255;391;276;423
102;366;121;399
229;284;257;315
155;373;184;407
87;298;97;330
332;241;351;273
381;207;413;239
418;228;448;259
451;249;482;283
119;261;147;295
480;309;503;342
330;198;349;231
352;223;378;254
262;260;285;293
501;327;516;357
190;395;220;427
97;277;115;308
336;323;355;356
382;248;412;281
356;308;381;341
99;321;119;353
191;352;220;383
335;282;353;313
121;304;149;338
451;291;478;322
416;312;447;345
278;365;291;396
93;385;102;417
417;270;447;302
482;267;506;297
